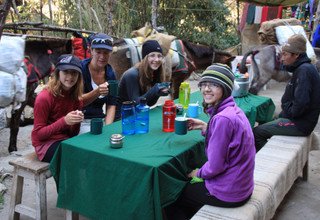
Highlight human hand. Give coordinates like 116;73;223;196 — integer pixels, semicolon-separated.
97;82;109;97
187;118;207;132
64;110;84;125
188;169;198;178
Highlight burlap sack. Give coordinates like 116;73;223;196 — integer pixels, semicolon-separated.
258;18;301;45
131;24;176;56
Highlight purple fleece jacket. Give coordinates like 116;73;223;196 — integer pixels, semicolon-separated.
197;96;255;202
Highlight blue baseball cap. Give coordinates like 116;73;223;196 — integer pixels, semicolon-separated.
56;54;82;74
90;33;113;51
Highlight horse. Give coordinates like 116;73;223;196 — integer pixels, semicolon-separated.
8;38;71;152
109;39;235;99
239;45;292;95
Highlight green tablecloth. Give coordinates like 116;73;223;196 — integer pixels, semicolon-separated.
190;92;275;127
50;92;275;220
50;106;208;220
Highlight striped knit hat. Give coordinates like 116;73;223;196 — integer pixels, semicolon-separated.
200;63;235;96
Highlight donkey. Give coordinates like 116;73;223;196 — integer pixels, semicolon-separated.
239;45;291;94
8;39;71;152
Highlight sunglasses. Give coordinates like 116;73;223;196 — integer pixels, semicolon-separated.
91;38;113;47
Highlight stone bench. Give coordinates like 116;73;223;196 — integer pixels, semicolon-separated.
191;133;318;220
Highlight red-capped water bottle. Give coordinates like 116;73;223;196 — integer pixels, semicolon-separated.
162;100;176;132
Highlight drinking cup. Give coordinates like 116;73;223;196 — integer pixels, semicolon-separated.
90;118;103;135
108;80;119;96
175;117;188;135
187;103;202;118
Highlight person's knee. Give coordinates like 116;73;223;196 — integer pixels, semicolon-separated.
253;125;263;138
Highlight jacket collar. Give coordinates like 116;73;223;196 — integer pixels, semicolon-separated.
285;53;311;72
206;96;235;117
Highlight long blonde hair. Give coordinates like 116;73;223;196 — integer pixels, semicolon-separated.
136;57;169;93
46;69;83;100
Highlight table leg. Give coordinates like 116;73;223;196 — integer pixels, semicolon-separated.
65;210;79;220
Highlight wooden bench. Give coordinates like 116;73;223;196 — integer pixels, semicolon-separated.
8;152;52;220
191;133;317;220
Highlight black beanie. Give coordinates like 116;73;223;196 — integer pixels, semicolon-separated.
142;40;163;59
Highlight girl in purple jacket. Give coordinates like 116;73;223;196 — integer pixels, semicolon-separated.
166;63;255;219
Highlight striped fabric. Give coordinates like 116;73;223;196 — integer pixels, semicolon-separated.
191;133;317;220
200;63;235;94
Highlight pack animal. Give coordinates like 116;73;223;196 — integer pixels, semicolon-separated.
109;39;235;99
239;45;292;95
8;39;71;152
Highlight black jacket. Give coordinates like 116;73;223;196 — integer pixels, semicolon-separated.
280;53;320;135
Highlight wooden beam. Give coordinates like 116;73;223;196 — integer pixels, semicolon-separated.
4;22;97;34
2;32;70;40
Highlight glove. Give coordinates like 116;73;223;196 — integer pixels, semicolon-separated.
157;82;171;96
190;176;204;184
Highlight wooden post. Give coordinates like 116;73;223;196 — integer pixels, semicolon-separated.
151;0;158;29
48;0;53;24
0;0;12;40
77;0;82;30
106;0;115;35
237;0;240;28
40;0;43;35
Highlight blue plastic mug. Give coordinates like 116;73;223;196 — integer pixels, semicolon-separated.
187;103;202;118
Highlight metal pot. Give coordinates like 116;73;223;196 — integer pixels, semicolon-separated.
110;134;125;149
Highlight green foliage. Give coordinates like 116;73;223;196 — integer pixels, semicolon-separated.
111;0;239;49
158;0;239;49
7;0;239;49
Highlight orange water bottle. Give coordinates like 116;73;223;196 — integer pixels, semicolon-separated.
162;100;176;132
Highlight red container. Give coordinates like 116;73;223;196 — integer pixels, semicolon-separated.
162;100;176;132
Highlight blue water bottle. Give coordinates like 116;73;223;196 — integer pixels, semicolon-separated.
121;101;135;135
135;98;149;134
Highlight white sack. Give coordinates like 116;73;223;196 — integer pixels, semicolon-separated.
275;25;316;60
0;67;27;108
14;67;27;104
0;36;26;74
0;71;15;107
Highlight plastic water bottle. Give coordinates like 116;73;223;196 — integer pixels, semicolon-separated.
121;101;135;135
179;82;190;109
135;98;149;134
162;100;176;132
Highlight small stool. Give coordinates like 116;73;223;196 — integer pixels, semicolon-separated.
9;152;52;220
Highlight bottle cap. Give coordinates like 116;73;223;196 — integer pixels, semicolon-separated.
140;97;147;104
164;100;174;106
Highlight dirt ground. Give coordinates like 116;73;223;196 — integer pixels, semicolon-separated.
0;78;319;219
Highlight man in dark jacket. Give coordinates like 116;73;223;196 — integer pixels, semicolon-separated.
253;34;320;152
